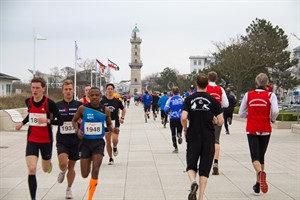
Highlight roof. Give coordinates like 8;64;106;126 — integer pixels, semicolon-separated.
293;46;300;52
132;25;140;33
0;73;20;81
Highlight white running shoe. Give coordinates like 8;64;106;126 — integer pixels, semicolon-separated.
57;169;67;183
66;187;73;199
113;147;119;156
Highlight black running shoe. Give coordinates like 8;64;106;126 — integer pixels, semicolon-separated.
108;157;114;165
228;117;232;125
188;182;198;200
253;182;260;196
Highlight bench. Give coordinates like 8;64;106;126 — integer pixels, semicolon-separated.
3;109;23;123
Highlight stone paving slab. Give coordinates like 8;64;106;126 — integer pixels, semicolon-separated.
0;102;299;200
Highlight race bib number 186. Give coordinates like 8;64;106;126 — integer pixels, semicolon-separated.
29;113;47;127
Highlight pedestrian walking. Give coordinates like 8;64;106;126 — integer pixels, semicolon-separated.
15;77;63;200
238;73;279;195
206;71;229;175
55;79;82;199
72;87;113;200
181;73;223;200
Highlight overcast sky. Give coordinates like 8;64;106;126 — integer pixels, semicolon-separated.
1;0;299;83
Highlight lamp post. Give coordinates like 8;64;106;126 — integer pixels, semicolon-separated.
33;32;47;77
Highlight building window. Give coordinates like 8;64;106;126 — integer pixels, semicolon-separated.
6;84;12;95
135;59;137;63
198;60;201;65
135;78;137;82
135;52;137;56
135;45;137;49
193;60;197;65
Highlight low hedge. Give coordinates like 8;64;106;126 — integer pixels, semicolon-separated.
232;106;299;121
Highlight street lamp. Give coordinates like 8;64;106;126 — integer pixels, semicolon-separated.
33;32;47;77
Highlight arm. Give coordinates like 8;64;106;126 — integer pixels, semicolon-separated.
72;105;84;139
270;93;279;122
238;93;248;118
105;107;114;132
181;110;188;137
221;88;229;108
215;113;224;126
119;107;126;124
164;98;171;115
47;100;63;126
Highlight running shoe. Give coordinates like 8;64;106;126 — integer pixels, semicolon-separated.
228;117;232;125
225;131;230;134
212;163;219;175
57;169;67;183
177;133;182;144
108;157;114;165
188;182;198;200
253;182;260;196
113;147;119;156
147;114;150;119
47;162;52;173
260;171;268;193
172;148;178;153
66;187;73;199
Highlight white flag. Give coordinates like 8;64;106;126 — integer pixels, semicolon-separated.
35;34;47;40
75;41;81;60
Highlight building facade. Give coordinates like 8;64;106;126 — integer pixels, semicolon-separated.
129;25;143;95
0;73;20;96
189;56;215;73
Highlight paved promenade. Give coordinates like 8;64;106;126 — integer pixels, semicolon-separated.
0;103;299;200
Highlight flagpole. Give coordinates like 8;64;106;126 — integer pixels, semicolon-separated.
90;67;93;87
74;41;77;100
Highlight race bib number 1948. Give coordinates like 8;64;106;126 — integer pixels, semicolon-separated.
84;122;102;135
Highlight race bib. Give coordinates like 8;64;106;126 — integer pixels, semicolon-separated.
29;113;47;127
60;121;76;134
84;122;102;135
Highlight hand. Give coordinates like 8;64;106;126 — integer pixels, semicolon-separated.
120;118;124;124
15;122;23;131
38;118;48;124
212;117;217;125
77;129;83;139
184;129;188;138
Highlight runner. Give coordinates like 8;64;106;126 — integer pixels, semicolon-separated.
151;91;159;120
55;79;82;199
239;73;279;195
181;73;223;200
72;87;113;200
142;90;153;123
206;71;229;175
101;83;126;165
15;77;63;200
164;87;184;153
158;91;169;128
80;84;91;104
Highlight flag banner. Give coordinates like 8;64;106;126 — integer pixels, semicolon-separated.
96;59;106;74
35;34;47;40
107;59;120;71
75;41;81;60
